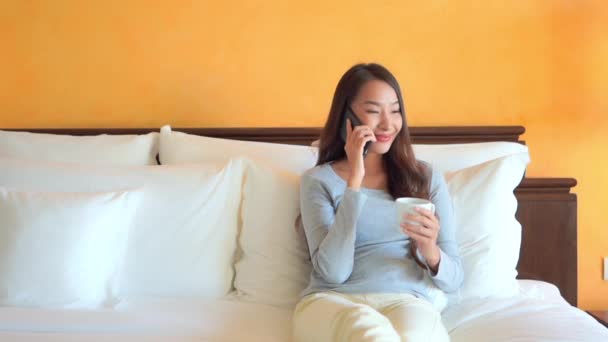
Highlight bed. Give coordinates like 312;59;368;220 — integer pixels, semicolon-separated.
0;281;599;341
0;125;605;341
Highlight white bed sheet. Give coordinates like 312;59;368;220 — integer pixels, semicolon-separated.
0;298;292;342
444;280;608;341
0;280;606;341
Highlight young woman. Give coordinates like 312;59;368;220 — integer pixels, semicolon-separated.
294;63;463;342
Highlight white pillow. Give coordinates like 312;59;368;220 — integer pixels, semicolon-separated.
233;159;312;307
158;126;317;307
0;188;141;308
0;158;245;301
445;152;530;305
159;125;318;173
0;130;159;166
413;142;528;173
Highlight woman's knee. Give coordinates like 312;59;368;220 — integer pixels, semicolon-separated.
382;300;449;342
395;310;449;342
332;305;400;342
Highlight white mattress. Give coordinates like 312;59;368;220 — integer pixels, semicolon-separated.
0;298;291;342
0;281;606;341
443;280;608;341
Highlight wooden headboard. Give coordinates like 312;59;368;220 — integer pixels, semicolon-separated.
5;126;578;306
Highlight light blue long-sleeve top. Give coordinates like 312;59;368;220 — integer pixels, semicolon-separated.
299;161;464;303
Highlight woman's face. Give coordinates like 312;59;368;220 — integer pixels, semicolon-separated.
351;80;403;155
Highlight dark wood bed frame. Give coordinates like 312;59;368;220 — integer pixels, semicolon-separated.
5;126;578;307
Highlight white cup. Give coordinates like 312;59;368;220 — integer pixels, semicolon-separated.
395;197;435;228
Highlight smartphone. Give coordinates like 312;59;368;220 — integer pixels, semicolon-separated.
340;107;371;157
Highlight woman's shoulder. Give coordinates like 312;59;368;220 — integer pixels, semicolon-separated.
302;163;328;178
416;159;445;188
416;159;434;177
301;163;334;184
416;160;450;200
301;162;346;190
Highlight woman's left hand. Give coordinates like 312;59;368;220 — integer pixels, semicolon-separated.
401;207;441;270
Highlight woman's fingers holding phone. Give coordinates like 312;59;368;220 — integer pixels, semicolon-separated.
345;120;372;150
344;125;375;189
355;127;376;148
348;126;375;149
351;125;375;140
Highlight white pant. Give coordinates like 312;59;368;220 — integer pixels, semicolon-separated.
293;291;450;342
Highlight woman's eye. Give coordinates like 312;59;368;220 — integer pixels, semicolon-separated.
392;110;401;114
366;111;380;114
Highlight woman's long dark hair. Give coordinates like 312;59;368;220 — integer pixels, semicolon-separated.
317;63;429;200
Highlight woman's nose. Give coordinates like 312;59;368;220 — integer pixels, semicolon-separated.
377;110;391;128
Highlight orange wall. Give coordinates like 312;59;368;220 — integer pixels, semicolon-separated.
1;1;607;309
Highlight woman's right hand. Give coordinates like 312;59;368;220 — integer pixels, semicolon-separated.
344;118;376;190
